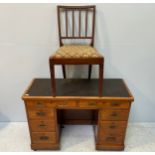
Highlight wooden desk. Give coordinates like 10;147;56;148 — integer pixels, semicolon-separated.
22;78;134;151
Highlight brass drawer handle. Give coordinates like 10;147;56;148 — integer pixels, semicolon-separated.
109;125;116;129
36;112;46;116
58;102;68;106
88;102;96;106
40;136;49;140
36;102;45;107
106;136;116;141
111;102;120;106
39;124;46;128
110;112;118;117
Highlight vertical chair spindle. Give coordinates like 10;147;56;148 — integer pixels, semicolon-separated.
72;10;75;37
85;9;88;37
79;10;81;37
65;10;68;37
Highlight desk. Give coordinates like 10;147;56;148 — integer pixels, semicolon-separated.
22;78;134;151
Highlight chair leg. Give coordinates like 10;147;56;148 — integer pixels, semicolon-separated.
99;61;104;96
88;65;92;79
50;63;56;96
62;65;66;79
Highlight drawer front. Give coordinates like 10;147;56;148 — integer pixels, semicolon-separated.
78;100;99;109
100;110;129;121
26;100;55;109
98;134;124;145
101;101;130;109
28;109;55;119
98;127;125;136
99;121;127;134
100;121;127;129
55;101;77;109
31;132;57;144
29;120;56;132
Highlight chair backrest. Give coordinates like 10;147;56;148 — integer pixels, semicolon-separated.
57;5;96;47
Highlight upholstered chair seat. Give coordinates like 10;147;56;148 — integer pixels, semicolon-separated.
52;45;102;59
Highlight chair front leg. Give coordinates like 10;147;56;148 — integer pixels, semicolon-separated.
99;61;104;96
50;63;56;96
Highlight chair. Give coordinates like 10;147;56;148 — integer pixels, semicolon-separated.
49;5;104;96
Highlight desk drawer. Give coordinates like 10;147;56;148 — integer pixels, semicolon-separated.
31;132;57;144
78;100;99;109
101;101;130;109
28;109;55;119
30;120;56;132
55;101;77;109
26;100;55;109
100;110;129;121
98;134;124;145
99;121;127;134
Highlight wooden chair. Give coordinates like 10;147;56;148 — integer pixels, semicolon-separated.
49;5;104;96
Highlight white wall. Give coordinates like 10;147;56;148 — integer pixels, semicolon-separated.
0;3;155;122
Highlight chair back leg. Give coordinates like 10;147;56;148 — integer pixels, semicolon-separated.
62;65;66;79
88;65;92;79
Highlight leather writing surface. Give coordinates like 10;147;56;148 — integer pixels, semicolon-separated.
27;79;130;97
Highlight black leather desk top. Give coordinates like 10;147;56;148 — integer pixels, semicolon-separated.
26;79;132;98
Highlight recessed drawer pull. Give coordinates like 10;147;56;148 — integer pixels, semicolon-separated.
111;102;120;106
39;124;46;128
40;136;49;140
88;102;96;106
110;112;118;117
106;136;116;141
36;112;46;116
36;102;45;107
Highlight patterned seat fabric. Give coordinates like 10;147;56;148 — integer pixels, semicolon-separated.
52;45;102;59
